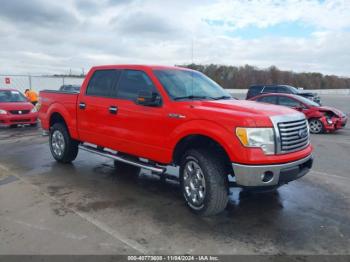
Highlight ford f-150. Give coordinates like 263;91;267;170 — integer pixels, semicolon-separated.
39;65;313;216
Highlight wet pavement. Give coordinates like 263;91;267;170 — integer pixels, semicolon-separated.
0;94;349;255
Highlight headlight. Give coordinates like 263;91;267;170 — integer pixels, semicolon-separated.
31;107;37;113
0;109;7;115
236;127;275;155
326;118;333;124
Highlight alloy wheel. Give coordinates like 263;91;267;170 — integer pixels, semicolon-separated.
309;119;323;134
183;160;206;207
51;130;65;157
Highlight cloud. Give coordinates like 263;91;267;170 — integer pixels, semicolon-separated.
0;0;78;28
111;11;182;38
0;0;349;76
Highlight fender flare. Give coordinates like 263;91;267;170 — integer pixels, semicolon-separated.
168;119;240;162
47;103;79;139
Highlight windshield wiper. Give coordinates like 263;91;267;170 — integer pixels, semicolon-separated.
173;95;212;101
210;95;232;100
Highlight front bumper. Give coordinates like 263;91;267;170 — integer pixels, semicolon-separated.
322;116;348;132
232;154;313;187
0;113;38;127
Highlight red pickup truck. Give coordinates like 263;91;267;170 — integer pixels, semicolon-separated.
39;65;313;216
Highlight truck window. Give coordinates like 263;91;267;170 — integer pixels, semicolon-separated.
86;70;121;97
116;70;157;101
262;86;276;93
276;86;291;93
247;86;262;98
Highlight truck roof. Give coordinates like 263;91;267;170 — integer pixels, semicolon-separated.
91;64;192;71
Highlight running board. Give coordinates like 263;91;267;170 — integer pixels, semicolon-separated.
78;144;166;174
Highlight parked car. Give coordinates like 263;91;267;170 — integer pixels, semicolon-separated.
249;93;347;134
59;84;80;92
39;65;313;216
0;88;38;127
246;84;321;104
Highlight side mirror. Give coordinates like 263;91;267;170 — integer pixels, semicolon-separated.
136;91;162;107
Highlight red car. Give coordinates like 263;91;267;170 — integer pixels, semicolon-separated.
249;93;347;134
0;88;39;127
39;65;313;216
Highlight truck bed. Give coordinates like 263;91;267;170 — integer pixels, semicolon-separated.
39;90;80;138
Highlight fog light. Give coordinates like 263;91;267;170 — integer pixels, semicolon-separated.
261;171;274;183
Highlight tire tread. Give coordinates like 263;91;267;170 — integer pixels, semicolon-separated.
181;148;229;216
50;123;79;163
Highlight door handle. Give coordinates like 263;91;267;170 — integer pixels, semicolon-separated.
79;102;86;110
109;106;118;114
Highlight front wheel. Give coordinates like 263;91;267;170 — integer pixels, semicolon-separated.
309;118;324;134
50;123;79;163
180;149;229;216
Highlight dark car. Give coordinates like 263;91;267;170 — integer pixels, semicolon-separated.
59;85;80;92
246;84;320;104
249;93;347;134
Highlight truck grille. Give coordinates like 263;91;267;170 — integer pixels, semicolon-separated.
277;119;309;153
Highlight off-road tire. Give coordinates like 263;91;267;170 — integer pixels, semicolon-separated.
180;148;229;216
49;123;79;163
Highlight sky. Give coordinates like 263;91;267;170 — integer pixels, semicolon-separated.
0;0;349;76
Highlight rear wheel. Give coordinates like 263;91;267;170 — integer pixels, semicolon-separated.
180;149;229;216
309;118;324;134
50;123;79;163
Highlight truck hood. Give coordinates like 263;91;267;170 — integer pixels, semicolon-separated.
191;99;302;126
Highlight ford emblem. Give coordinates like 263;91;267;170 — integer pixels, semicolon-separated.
298;129;308;138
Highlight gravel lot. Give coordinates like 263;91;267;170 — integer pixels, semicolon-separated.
0;94;349;255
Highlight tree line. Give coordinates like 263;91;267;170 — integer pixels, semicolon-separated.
180;64;350;90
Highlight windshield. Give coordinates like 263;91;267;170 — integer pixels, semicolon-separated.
153;69;231;100
294;95;320;106
0;90;27;102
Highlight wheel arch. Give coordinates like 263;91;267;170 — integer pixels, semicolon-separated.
50;112;67;128
47;103;78;139
172;134;233;175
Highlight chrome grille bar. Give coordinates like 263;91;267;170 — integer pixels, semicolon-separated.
270;114;310;154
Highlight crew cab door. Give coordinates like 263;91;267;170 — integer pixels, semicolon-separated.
77;69;123;148
109;69;171;162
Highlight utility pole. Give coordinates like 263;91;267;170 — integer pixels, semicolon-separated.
28;75;32;90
